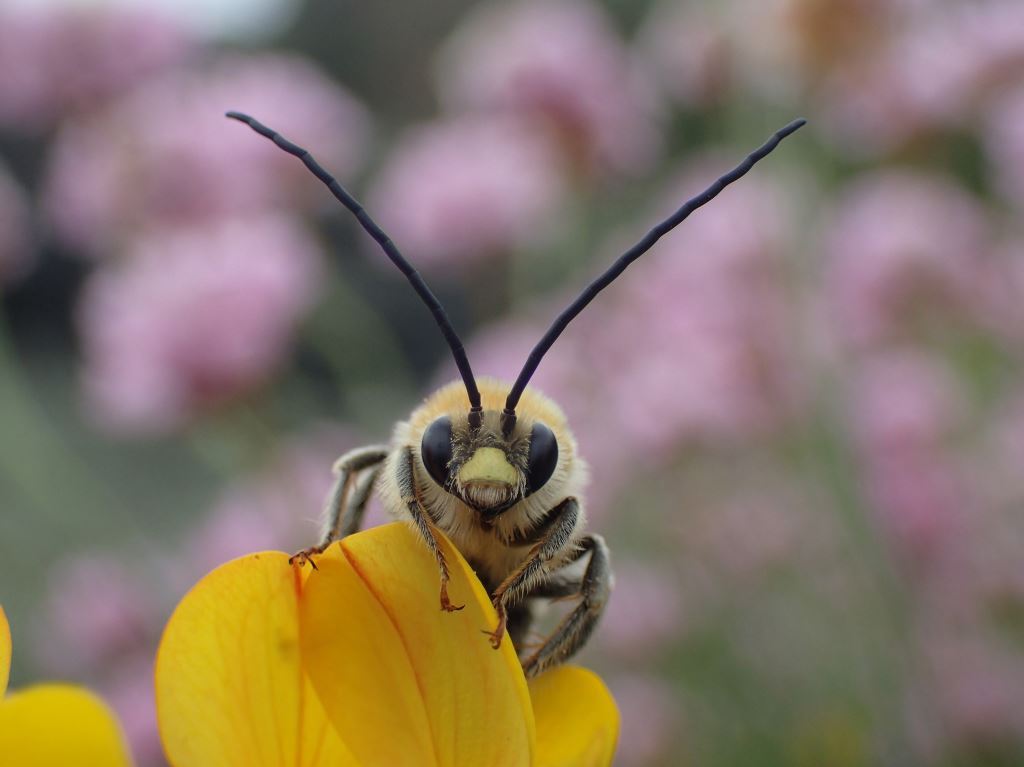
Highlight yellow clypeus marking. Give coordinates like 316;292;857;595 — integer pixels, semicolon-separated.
459;447;519;486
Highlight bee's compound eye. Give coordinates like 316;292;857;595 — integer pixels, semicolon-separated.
525;422;558;494
421;417;454;487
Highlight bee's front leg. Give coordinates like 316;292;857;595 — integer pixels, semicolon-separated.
486;497;580;649
398;447;464;612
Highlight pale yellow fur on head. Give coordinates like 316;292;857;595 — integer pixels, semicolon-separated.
407;377;572;438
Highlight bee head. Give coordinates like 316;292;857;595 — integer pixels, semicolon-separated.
412;379;574;518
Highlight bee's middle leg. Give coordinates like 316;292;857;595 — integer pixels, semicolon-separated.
320;445;389;544
486;497;580;648
290;445;388;567
337;462;383;539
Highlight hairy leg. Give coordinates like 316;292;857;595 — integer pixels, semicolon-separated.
486;498;579;648
397;446;464;612
290;445;388;567
320;445;389;543
338;462;383;539
521;534;611;678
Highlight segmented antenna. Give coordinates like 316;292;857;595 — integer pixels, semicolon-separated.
226;111;483;421
501;118;807;431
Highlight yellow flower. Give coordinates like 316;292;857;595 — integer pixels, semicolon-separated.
0;604;133;765
156;522;619;766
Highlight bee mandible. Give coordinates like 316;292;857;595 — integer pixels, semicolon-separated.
227;111;805;677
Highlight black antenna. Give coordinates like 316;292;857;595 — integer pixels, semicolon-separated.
226;111;483;421
501;118;807;431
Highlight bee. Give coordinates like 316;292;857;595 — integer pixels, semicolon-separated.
227;111;805;677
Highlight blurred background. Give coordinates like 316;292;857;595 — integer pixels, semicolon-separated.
1;0;1023;764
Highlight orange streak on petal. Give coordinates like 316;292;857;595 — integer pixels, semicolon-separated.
299;540;438;766
340;523;534;767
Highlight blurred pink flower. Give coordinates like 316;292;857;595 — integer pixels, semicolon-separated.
446;320;570;398
848;350;965;454
0;5;190;131
952;1;1024;94
986;387;1024;509
847;351;970;568
597;164;799;454
918;627;1024;751
985;85;1024;212
596;559;685;659
77;215;323;435
186;427;365;580
688;485;808;584
33;556;153;675
367;116;566;269
636;1;733;107
717;0;917;113
818;1;1024;154
825;171;991;348
777;0;897;74
0;161;32;284
44;52;370;256
436;0;662;176
607;674;682;767
188;484;295;579
867;457;967;570
820;62;949;158
447;160;799;519
978;239;1024;342
819;19;971;154
102;655;163;767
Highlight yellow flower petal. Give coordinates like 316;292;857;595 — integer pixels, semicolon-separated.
530;666;620;767
297;542;435;765
0;605;10;697
0;684;133;766
300;522;535;767
155;551;355;767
